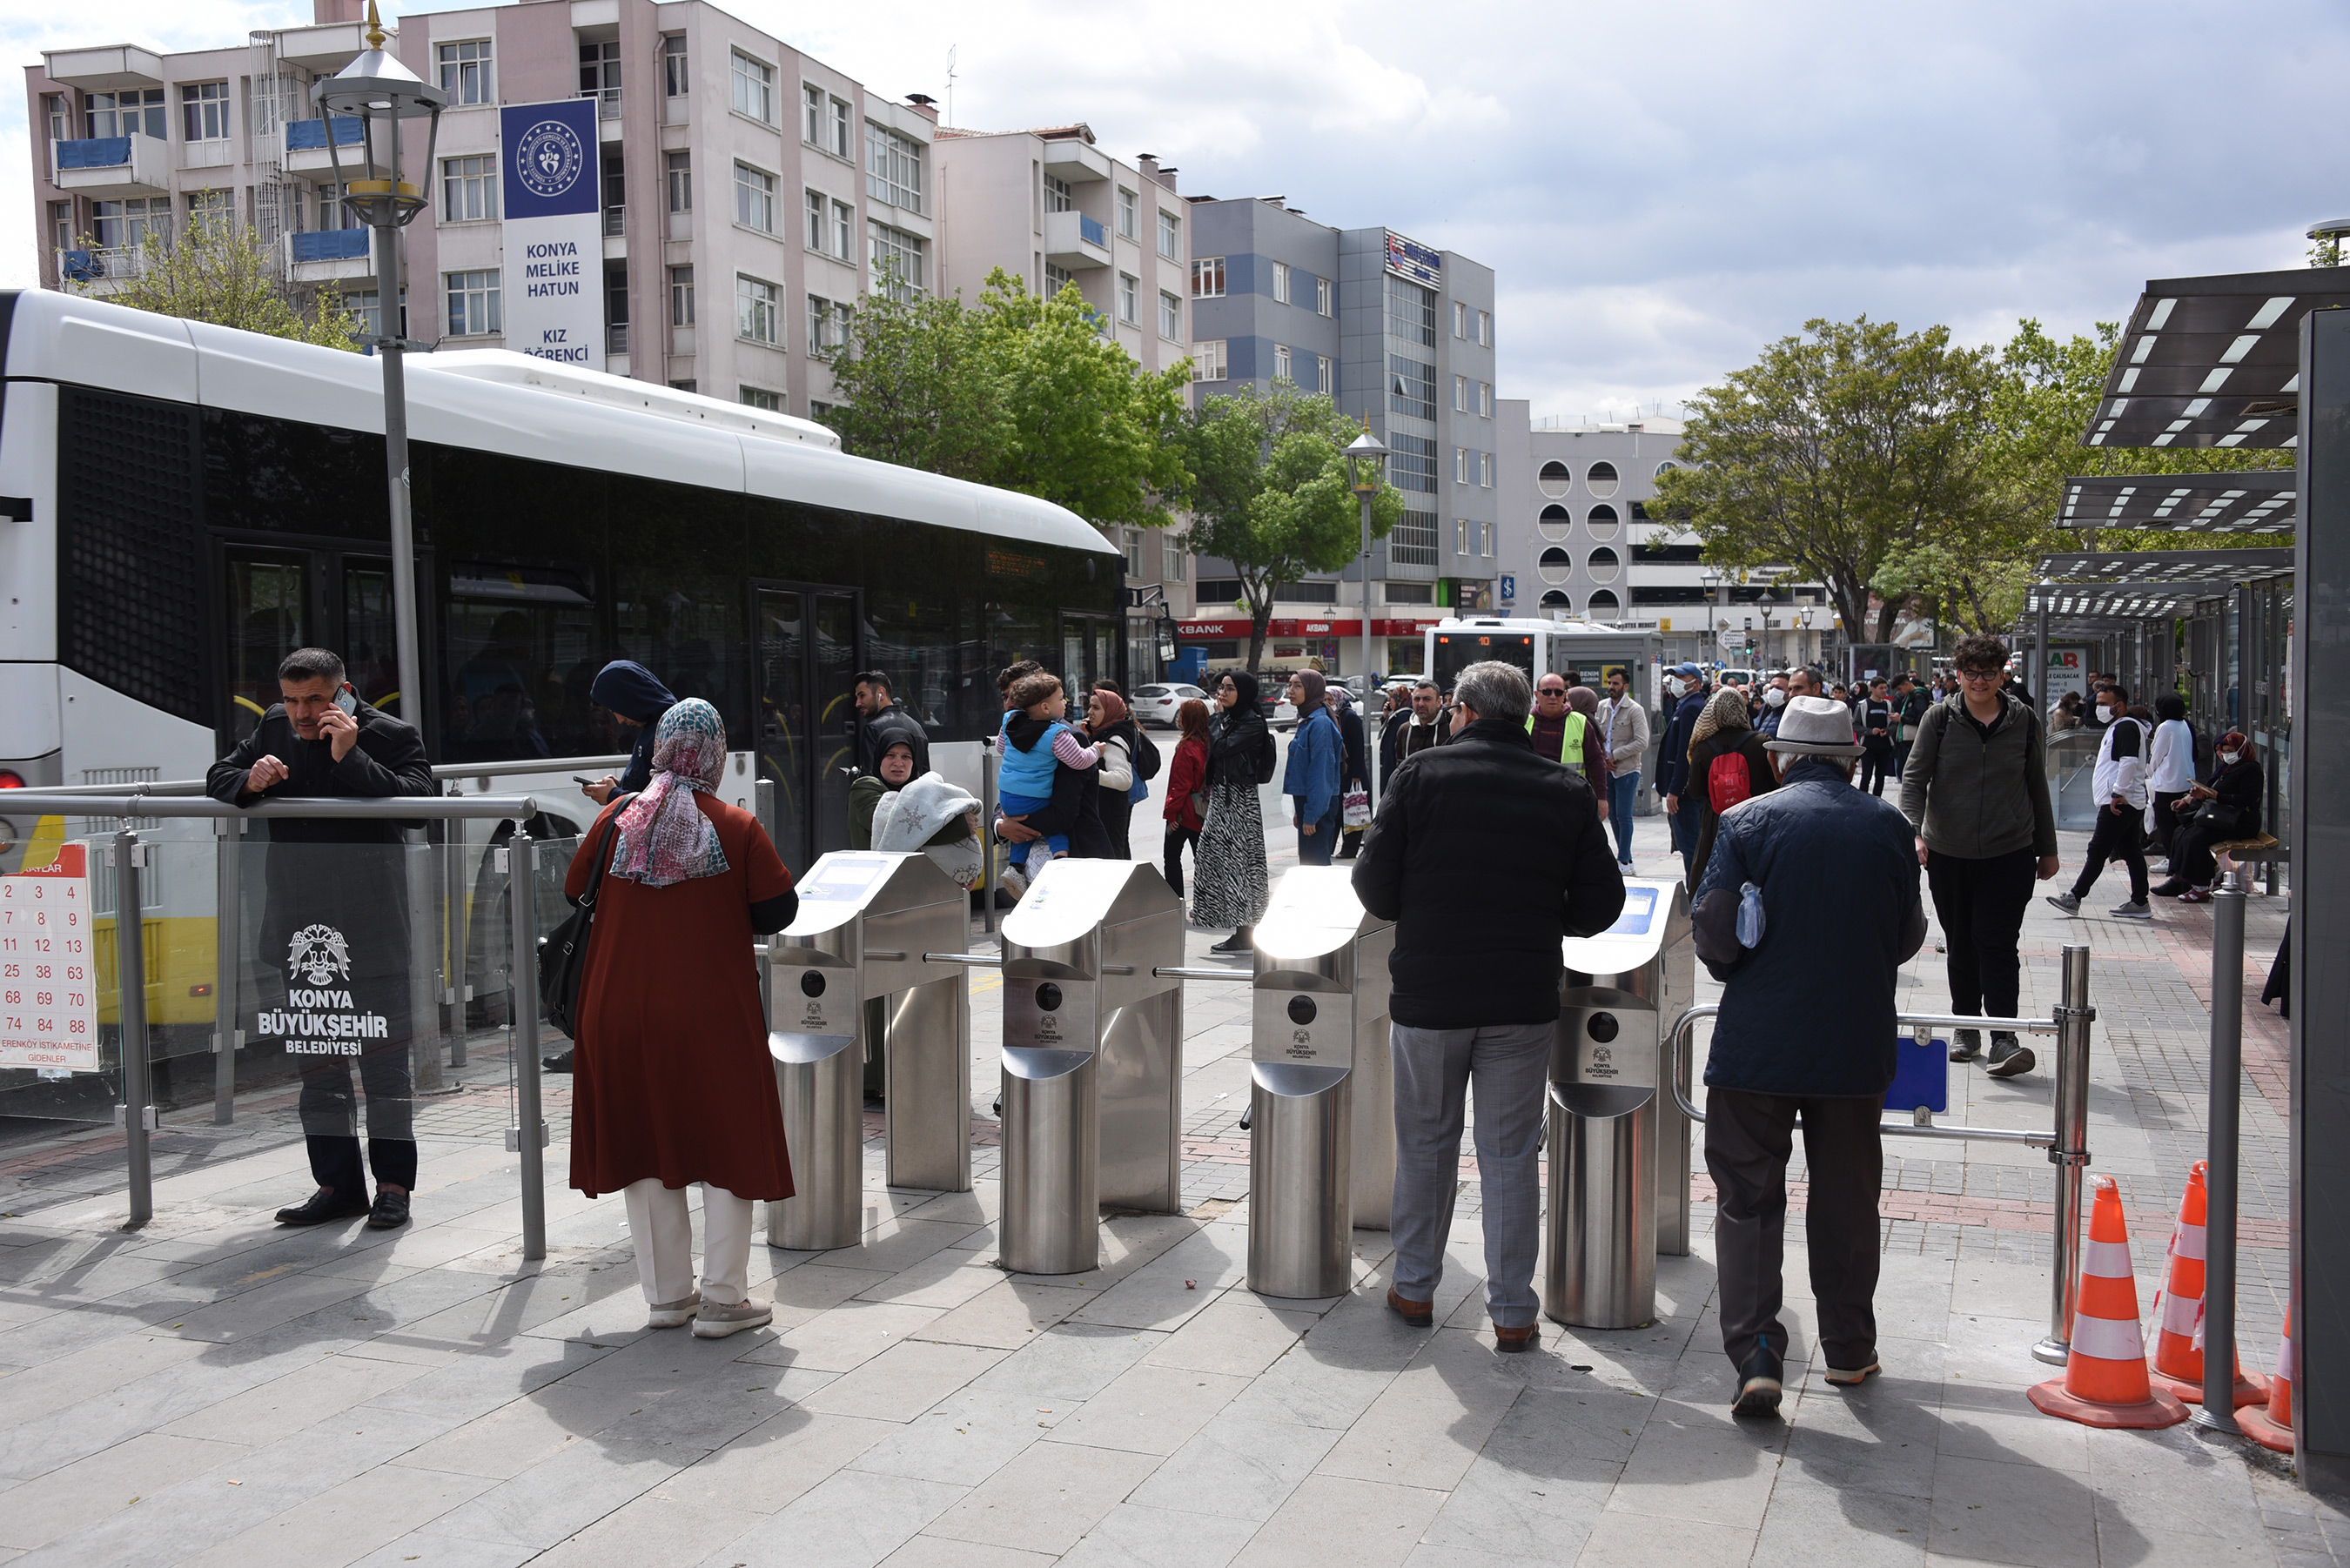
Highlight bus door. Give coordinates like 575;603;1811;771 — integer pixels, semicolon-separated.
753;582;863;875
1059;611;1118;696
218;544;420;742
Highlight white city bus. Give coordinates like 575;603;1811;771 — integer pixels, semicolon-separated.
1422;617;1664;712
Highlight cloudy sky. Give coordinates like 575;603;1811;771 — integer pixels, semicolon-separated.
7;0;2344;420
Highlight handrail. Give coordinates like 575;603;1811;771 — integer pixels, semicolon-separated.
44;754;631;799
0;791;537;821
1154;966;1250;981
923;952;1003;967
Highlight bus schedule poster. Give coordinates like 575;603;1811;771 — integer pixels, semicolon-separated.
0;844;100;1071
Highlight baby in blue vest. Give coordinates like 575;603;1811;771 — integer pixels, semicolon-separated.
997;671;1101;871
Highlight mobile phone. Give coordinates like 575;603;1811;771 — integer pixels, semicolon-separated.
573;775;598;787
333;687;359;715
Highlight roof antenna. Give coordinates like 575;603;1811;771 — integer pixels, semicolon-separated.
945;44;957;127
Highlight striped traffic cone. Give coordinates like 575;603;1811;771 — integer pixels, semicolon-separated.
2028;1176;2189;1429
2239;1312;2295;1453
2146;1162;2270;1407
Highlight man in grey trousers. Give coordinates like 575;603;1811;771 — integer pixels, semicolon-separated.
1352;660;1625;1351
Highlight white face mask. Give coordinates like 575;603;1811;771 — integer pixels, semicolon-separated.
1763;687;1786;707
1664;677;1684;699
2095;705;2113;723
2219;750;2239;766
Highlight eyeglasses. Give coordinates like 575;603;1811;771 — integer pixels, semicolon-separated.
1957;667;2002;682
1537;687;1567;697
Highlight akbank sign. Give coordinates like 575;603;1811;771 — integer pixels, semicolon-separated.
500;99;602;371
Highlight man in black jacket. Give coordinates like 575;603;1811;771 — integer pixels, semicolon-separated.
1353;660;1623;1353
206;648;436;1230
1378;680;1448;789
853;671;930;780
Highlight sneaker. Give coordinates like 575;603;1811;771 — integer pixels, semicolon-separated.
691;1297;775;1338
2044;891;2081;916
1948;1028;1982;1063
1619;860;1635;874
275;1187;369;1227
1823;1359;1882;1388
2112;900;2153;920
366;1188;411;1230
1987;1035;2037;1078
1733;1344;1784;1418
646;1292;702;1330
2181;888;2213;904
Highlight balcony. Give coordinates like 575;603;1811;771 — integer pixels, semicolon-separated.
41;46;164;92
285;227;376;284
580;87;622;139
55;245;148;296
52;132;168;198
283;117;366;176
1043;208;1111;271
1041;136;1111;184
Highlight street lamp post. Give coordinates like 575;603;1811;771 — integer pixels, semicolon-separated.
317;1;446;727
1344;422;1388;710
1756;591;1776;669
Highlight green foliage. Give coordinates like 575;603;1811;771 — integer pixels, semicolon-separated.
88;220;362;351
817;268;1191;531
1178;382;1405;668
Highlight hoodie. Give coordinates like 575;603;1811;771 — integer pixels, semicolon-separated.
588;660;676;792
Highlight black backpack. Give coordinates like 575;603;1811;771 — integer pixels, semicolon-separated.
1256;728;1279;784
1131;725;1162;781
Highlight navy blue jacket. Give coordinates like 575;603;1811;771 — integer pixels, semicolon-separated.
1690;757;1926;1097
1656;687;1708;796
589;660;676;794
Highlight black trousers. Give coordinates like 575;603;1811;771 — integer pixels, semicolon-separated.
1925;847;2036;1019
1162;823;1198;897
2072;807;2148;902
1859;746;1892;796
311;1133;417;1197
1705;1089;1883;1373
2151;791;2189;856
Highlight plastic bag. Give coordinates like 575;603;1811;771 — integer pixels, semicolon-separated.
1736;881;1768;948
1341;789;1372;828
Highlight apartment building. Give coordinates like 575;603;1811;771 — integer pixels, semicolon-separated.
1178;196;1497;679
1494;402;1830;671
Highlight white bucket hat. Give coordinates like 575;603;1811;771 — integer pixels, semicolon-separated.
1762;694;1863;757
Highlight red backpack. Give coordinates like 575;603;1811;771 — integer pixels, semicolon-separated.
1707;752;1753;815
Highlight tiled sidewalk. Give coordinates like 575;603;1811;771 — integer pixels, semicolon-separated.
0;808;2336;1568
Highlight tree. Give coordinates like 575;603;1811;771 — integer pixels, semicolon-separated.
1650;316;2001;645
1178;383;1406;669
85;221;362;351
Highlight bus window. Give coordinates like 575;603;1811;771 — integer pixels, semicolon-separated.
343;561;400;712
1430;631;1534;693
224;548;311;741
444;562;597;762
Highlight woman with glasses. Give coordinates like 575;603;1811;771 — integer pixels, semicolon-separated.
1194;671;1273;953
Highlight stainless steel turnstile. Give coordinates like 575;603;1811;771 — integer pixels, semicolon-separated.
1245;868;1396;1298
995;859;1185;1275
1544;877;1692;1329
766;852;972;1250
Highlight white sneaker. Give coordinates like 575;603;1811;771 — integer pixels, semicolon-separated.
646;1292;701;1330
1618;860;1635;874
691;1297;775;1338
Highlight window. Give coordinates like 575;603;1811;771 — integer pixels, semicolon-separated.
440;154;498;223
48;200;71;255
736;274;779;344
740;385;782;411
1480;519;1494;556
438;41;494;106
870;222;925;300
1586;460;1620;498
1158;289;1181;339
1119;528;1144;578
1191;257;1225;298
669;379;697;392
579;40;621;110
1455;300;1470;338
349;287;406;342
666;151;691;213
1156;208;1179;260
1317;353;1333;391
1273;344;1291;382
445;269;501;336
669;265;694;326
1454;518;1468;554
734;164;776;232
314;182;361;231
866;123;924;212
1195;579;1244;603
1388;354;1434;421
89;196;169;251
185;188;232;236
1585;504;1620;539
1480;452;1493;487
1454;374;1467;412
808;294;847;352
1479;381;1492;417
1386;276;1436;346
802;84;825;144
829;97;851;157
731;50;775;122
85;88;165;140
662;34;688;97
1386;580;1434;605
1164;532;1186;580
1118;272;1138;324
1387;432;1437;493
1587;546;1621;584
1388;510;1439;567
1272;260;1290;305
1044;262;1074;295
1193;339;1226;381
810;399;834;421
1454;448;1467;485
1044;172;1073;214
1116;186;1138;239
803;189;824;250
1538;461;1571;499
832;198;853;258
1316;275;1333;316
1478;309;1492;346
181;81;230;143
44;93;69;144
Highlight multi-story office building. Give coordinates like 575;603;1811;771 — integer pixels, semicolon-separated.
1494;402;1829;671
1178;196;1496;678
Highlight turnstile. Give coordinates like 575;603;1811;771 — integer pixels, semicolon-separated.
997;859;1185;1275
1544;878;1692;1329
767;852;972;1250
1246;868;1396;1298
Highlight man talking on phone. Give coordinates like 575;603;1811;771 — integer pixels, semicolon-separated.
208;648;435;1230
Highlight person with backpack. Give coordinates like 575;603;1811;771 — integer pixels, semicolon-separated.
1196;669;1274;952
2046;683;2153;921
1682;685;1777;888
1892;674;1930;781
1084;686;1142;860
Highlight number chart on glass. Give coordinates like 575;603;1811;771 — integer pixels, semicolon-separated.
0;844;99;1071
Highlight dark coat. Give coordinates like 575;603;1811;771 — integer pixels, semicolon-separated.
857;702;930;781
207;700;436;843
1656;687;1709;796
1002;737;1114;858
1207;685;1273;790
1333;700;1368;788
589;661;675;794
1684;728;1777;888
1379;709;1448;787
1691;757;1926;1096
1352;717;1626;1029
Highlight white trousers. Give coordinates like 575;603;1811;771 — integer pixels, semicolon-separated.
621;1179;755;1306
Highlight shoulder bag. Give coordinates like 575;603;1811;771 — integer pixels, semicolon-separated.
538;794;634;1038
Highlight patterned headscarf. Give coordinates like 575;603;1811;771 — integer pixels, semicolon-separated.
609;698;731;887
1687;684;1752;754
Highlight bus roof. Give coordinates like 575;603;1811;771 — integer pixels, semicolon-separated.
1430;617;1656;639
0;290;1118;559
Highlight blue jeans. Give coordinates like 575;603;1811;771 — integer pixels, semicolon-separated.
1294;803;1339;866
1607;769;1641;863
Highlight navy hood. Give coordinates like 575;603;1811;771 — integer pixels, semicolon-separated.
589;660;675;724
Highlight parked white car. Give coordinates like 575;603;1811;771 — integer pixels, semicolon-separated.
1130;682;1209;728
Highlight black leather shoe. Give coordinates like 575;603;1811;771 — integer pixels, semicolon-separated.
366;1189;412;1230
1208;928;1253;954
542;1050;574;1074
1733;1343;1784;1418
277;1188;369;1226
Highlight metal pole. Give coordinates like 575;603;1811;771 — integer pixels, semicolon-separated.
444;820;468;1068
1359;490;1375;718
373;136;421;732
756;777;776;1025
2034;943;2095;1365
981;747;998;936
114;826;152;1228
2195;861;2249;1434
2038;600;2051;710
507;833;546;1261
212;817;239;1124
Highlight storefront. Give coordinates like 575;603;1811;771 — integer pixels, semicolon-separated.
1173;617;1444;680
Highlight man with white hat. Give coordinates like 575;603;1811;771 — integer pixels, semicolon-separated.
1689;694;1926;1417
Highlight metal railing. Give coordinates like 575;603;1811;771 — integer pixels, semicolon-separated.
1667;944;2095;1364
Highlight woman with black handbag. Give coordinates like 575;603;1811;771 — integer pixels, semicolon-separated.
561;700;799;1337
2154;730;2263;903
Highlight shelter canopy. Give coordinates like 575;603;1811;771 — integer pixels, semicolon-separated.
2082;266;2350;450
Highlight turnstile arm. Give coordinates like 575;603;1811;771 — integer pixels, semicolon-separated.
924;952;1004;967
1153;966;1251;981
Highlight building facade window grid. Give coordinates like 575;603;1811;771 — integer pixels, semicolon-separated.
440;155;498;223
669;265;695;326
438;41;494;106
1273;344;1291;382
1194;339;1226;381
666;150;691;212
1158;288;1180;339
731;50;775;123
181;81;230;143
1317;353;1334;392
740;385;782;410
1388;432;1437;493
808;294;847;351
445;269;500;336
1044;172;1073;214
870;222;924;300
1156;207;1179;259
1191;256;1224;298
1389;510;1440;567
867;122;924;213
662;35;688;96
1387;277;1436;346
736;273;780;343
1316;276;1333;316
1116;186;1138;238
579;40;621;108
185;188;232;235
1118;272;1138;324
85;88;165;140
1272;260;1290;304
1389;354;1435;422
734;163;776;232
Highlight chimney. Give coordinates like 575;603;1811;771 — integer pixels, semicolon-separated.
315;0;365;23
904;93;938;122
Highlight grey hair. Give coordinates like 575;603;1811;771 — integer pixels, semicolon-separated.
1452;660;1531;723
277;647;347;688
1772;752;1856;781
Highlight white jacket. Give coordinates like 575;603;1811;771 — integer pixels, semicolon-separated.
2091;718;2151;811
2147;718;2196;793
871;771;984;888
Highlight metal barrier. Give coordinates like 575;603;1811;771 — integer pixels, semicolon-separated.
1666;944;2094;1363
764;852;972;1250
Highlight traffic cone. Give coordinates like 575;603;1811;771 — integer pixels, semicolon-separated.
2239;1312;2295;1453
2028;1176;2189;1429
2146;1162;2270;1407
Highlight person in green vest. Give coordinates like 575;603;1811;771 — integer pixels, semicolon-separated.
1527;674;1607;787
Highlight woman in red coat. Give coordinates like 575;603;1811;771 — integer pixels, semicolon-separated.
1161;698;1211;897
565;699;797;1337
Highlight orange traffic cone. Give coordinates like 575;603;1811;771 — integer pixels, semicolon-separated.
2029;1176;2189;1429
2146;1162;2270;1407
2240;1312;2295;1453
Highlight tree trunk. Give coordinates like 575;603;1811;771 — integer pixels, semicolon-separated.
1246;597;1272;673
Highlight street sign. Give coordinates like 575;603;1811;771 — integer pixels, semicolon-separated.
1500;574;1515;601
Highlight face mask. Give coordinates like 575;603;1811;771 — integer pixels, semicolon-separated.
1763;688;1786;707
2095;705;2113;723
2219;750;2239;766
1664;677;1683;698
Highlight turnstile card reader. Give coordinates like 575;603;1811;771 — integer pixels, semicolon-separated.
997;858;1185;1275
769;851;973;1250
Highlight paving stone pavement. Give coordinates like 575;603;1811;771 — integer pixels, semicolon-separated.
0;801;2337;1567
